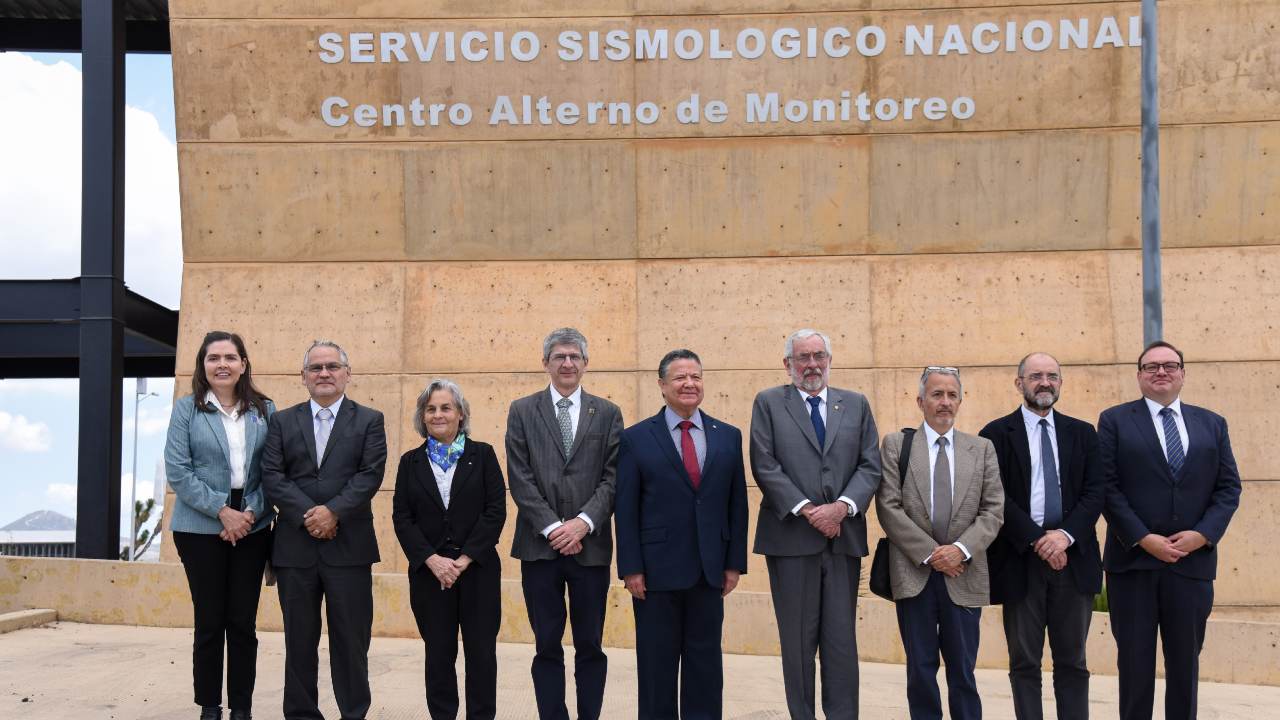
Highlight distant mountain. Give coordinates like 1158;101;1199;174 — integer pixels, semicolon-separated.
1;510;76;531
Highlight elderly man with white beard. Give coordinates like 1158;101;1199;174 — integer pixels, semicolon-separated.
749;329;883;720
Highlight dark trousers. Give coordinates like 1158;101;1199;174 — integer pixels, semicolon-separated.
275;563;374;720
633;580;724;720
173;529;271;711
766;551;861;720
409;558;502;720
895;572;982;720
1107;569;1213;720
521;557;610;720
1003;560;1093;720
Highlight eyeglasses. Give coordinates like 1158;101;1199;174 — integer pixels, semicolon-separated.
549;353;584;365
790;351;830;364
1140;362;1183;374
305;362;347;374
1020;372;1061;383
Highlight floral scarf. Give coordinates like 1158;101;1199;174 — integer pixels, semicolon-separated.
426;433;466;471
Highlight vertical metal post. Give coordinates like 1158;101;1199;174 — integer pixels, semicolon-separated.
76;0;127;559
1141;0;1163;345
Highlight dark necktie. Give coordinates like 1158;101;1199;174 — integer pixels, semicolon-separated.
1160;407;1185;476
1039;418;1063;528
807;395;826;450
932;436;952;544
678;420;701;491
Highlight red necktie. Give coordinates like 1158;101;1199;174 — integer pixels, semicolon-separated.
678;420;701;490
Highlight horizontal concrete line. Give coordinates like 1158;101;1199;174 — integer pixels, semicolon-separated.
0;609;57;635
179;242;1280;265
172;0;1134;22
175;117;1280;147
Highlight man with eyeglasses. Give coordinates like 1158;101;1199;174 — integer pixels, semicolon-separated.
262;340;388;720
979;353;1103;720
505;327;623;720
876;366;1003;720
1099;341;1241;720
749;329;882;720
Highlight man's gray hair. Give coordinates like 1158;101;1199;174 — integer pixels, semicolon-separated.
302;339;349;369
413;378;471;438
918;366;963;400
542;327;589;363
784;329;832;359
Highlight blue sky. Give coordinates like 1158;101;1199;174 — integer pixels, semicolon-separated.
0;51;183;541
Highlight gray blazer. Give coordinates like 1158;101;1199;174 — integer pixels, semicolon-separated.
876;427;1004;607
505;388;623;567
750;384;883;557
165;394;275;535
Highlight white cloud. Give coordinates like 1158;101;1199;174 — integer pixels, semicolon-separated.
0;52;181;309
46;482;76;504
0;411;52;452
135;403;173;437
0;379;80;399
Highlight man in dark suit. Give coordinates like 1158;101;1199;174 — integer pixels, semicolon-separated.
750;329;882;720
1100;341;1241;720
262;340;388;720
979;352;1104;720
506;327;623;720
615;348;749;720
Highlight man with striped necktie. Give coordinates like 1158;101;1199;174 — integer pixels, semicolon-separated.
1099;340;1242;720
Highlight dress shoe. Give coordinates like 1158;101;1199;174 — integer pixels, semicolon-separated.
199;707;222;720
228;710;251;720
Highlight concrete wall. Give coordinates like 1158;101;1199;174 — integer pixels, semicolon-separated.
4;556;1278;686
161;0;1280;643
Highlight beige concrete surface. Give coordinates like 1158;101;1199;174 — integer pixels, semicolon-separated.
3;622;1279;719
0;609;56;635
6;557;1279;685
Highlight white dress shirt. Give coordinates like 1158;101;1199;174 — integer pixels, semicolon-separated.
1020;405;1074;545
788;386;860;517
541;384;596;537
922;423;970;561
206;391;247;490
1145;396;1190;459
429;455;458;509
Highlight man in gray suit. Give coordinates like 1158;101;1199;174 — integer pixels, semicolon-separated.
876;366;1004;720
506;327;624;720
750;329;883;720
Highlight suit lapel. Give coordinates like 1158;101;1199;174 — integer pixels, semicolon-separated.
537;393;571;461
1181;405;1210;482
243;406;263;478
906;425;932;512
647;410;692;489
200;401;231;465
1006;412;1032;494
1053;413;1076;503
950;434;978;531
412;446;447;512
699;411;724;488
1127;400;1174;485
823;391;843;455
293;403;321;468
567;392;599;462
321;399;355;467
783;386;823;454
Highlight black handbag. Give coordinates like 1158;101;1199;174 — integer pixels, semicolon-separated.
869;428;915;601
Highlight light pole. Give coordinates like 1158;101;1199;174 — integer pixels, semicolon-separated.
128;377;158;561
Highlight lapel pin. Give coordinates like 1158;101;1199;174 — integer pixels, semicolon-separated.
588;408;596;415
834;405;840;411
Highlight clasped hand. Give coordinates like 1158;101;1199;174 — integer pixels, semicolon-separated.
547;517;589;555
304;505;338;540
801;502;846;539
927;544;967;577
427;553;473;589
1034;530;1071;571
1139;530;1206;563
218;506;255;545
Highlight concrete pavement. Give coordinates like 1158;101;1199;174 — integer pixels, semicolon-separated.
2;622;1278;719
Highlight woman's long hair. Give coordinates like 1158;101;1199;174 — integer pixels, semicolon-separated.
191;330;272;418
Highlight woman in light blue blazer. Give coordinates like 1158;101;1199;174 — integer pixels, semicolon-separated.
165;330;275;720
